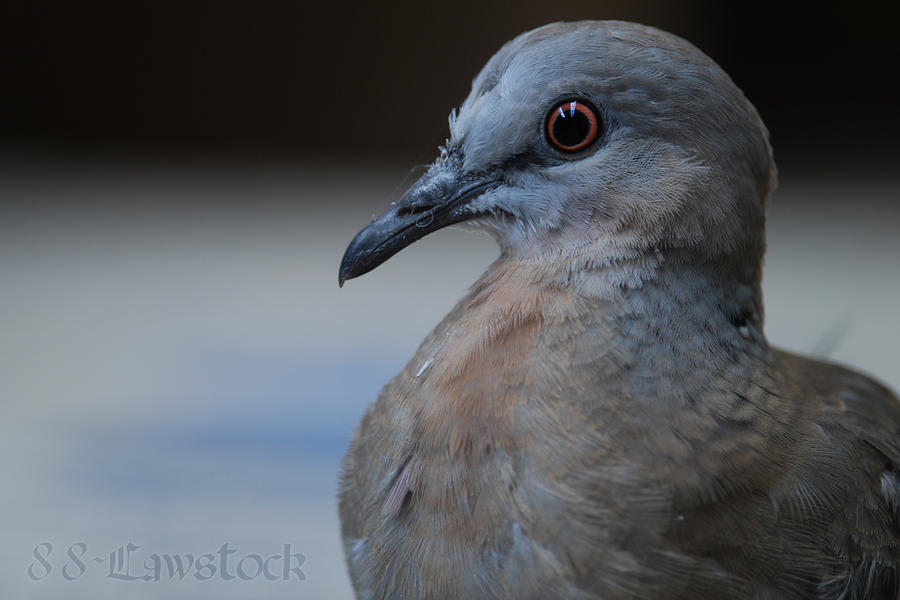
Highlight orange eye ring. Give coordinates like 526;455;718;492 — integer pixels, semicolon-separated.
545;100;600;152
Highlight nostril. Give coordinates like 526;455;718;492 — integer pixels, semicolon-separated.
396;204;434;217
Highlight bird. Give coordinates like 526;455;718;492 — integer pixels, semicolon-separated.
337;20;900;600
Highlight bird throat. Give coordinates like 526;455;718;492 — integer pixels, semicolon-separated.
408;250;767;455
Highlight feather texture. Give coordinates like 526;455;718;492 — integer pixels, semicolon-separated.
338;20;900;599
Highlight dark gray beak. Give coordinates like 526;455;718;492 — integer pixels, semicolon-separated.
338;161;500;286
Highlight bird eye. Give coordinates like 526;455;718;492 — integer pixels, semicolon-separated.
545;100;600;153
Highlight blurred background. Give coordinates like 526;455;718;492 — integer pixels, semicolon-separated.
1;1;898;598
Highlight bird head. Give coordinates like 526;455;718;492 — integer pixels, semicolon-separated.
339;21;775;288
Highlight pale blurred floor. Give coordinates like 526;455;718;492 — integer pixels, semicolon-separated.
0;161;897;599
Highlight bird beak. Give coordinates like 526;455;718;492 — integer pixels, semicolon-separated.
339;161;501;286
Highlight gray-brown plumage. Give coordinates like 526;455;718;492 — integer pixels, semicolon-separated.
337;21;900;599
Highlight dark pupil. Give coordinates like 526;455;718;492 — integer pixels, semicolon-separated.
553;108;590;147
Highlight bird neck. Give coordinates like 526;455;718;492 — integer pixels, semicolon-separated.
452;246;768;378
479;243;763;318
408;248;771;454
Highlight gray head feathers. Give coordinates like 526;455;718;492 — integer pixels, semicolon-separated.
448;21;775;265
341;20;776;306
